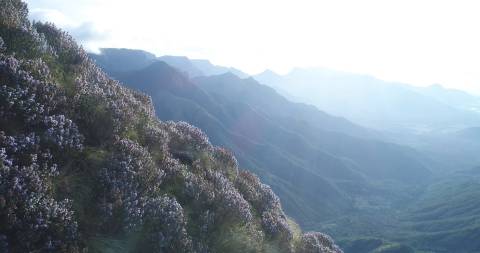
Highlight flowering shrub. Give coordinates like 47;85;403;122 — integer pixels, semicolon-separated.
99;138;164;231
183;170;215;204
0;133;79;252
20;58;51;82
181;156;252;225
212;147;239;180
166;121;212;159
236;170;292;240
141;196;192;252
0;0;28;28
43;115;83;150
143;121;170;155
297;232;343;253
68;49;155;137
208;170;252;223
0;55;60;125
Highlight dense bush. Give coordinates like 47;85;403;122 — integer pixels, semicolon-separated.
297;232;343;253
98;138;165;232
0;0;28;28
0;1;343;252
236;171;292;240
0;132;79;252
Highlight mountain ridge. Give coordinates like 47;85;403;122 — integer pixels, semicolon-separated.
254;68;480;133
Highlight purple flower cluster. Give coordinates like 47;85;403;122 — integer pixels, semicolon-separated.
144;122;170;153
166;121;212;153
183;170;215;204
0;0;28;29
20;58;51;82
182;159;252;225
71;57;155;134
97;138;196;251
0;132;79;252
235;171;293;240
297;232;344;253
208;170;253;223
142;196;192;252
43;115;83;150
0;132;57;177
0;55;60;124
99;138;165;231
212;147;239;180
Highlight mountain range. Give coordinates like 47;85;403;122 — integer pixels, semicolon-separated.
90;48;480;253
91;48;249;79
254;68;480;174
254;68;480;133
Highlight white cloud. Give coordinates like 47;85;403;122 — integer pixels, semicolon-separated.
29;6;109;51
29;8;71;26
25;0;480;95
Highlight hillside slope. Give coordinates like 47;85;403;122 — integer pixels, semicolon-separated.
397;168;480;253
0;1;342;252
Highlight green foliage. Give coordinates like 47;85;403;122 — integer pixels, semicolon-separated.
75;96;115;145
211;224;264;253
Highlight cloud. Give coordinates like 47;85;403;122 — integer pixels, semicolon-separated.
29;8;109;51
29;8;71;26
69;22;107;43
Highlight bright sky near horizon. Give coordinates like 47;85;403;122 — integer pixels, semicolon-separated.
26;0;480;95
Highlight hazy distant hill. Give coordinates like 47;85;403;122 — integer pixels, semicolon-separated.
413;84;480;113
92;51;433;231
158;55;249;78
191;58;249;78
157;55;204;77
90;48;249;79
89;48;156;73
254;68;480;133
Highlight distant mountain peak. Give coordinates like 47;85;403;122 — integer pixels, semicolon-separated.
258;69;280;76
429;83;444;89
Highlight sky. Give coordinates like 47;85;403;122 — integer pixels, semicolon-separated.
25;0;480;95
